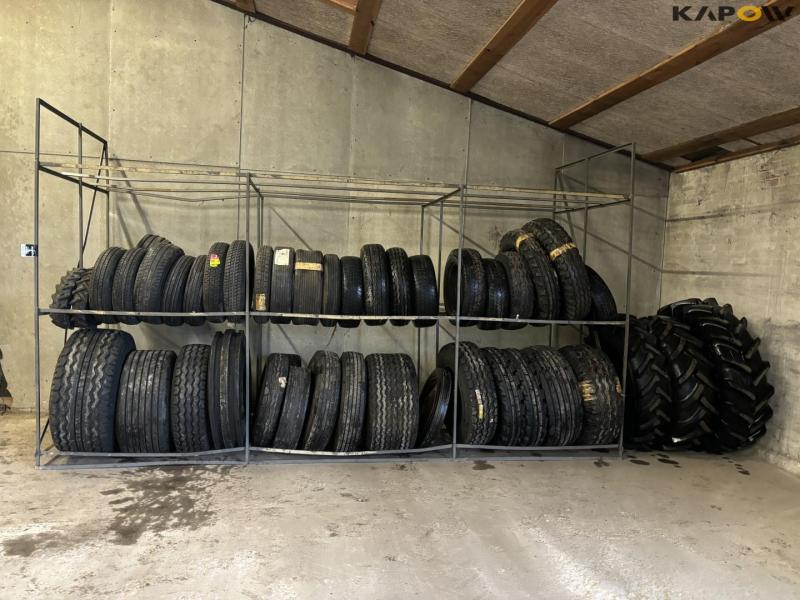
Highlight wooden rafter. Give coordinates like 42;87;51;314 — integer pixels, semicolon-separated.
644;106;800;162
451;0;559;93
349;0;382;55
322;0;357;13
550;0;798;130
674;134;800;173
219;0;256;14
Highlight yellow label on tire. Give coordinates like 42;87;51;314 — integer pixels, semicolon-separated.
209;253;221;268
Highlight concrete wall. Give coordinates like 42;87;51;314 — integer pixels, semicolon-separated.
663;146;800;474
1;0;669;411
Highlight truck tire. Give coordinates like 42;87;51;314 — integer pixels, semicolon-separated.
112;248;146;325
320;254;341;327
361;244;390;326
203;242;229;324
364;354;418;450
416;368;452;448
331;352;367;452
49;329;134;452
270;247;295;324
292;249;323;326
89;247;125;324
183;255;206;326
436;342;497;444
409;254;438;328
135;242;184;324
162;255;194;326
481;347;522;445
494;251;534;329
586;265;618;321
387;247;412;326
116;350;175;453
478;258;509;330
223;240;254;323
252;246;274;324
252;353;301;447
504;349;547;446
272;366;312;450
339;256;364;328
499;229;559;321
443;249;486;327
301;351;341;450
171;344;212;452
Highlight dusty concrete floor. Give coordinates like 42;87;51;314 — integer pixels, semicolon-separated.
1;412;799;599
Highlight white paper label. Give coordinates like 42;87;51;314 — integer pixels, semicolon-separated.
274;248;290;266
278;376;287;388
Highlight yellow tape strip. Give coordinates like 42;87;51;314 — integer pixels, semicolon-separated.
549;242;577;261
579;380;596;403
514;232;532;250
295;262;322;271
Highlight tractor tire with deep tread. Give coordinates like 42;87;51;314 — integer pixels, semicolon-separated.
70;268;97;329
50;267;87;329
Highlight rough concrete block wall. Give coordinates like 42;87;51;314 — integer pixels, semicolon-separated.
1;0;669;411
663;146;800;474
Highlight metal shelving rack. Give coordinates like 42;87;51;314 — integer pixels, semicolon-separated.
32;98;635;469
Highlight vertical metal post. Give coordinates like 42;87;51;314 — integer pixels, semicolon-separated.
434;198;444;353
77;125;84;267
452;99;472;459
580;159;590;339
417;205;425;386
618;144;636;459
104;145;110;250
245;174;252;464
34;99;42;468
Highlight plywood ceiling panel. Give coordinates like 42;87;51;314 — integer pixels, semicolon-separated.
254;0;352;45
368;0;521;83
472;0;724;122
571;20;800;154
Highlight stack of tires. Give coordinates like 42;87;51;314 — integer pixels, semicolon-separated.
429;341;623;447
49;234;255;327
443;218;595;325
252;351;421;451
49;328;247;453
590;295;774;452
250;245;438;327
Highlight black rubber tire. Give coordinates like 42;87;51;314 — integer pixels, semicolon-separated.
220;329;246;449
272;366;312;450
560;344;623;445
590;317;672;450
493;252;532;330
481;347;522;445
203;242;229;324
586;266;618;321
331;352;367;452
89;247;125;324
292;249;323;326
112;248;146;325
49;329;134;452
499;230;558;321
183;255;207;326
387;247;412;326
69;268;96;329
361;244;390;326
161;255;194;326
478;258;509;330
339;256;364;328
416;368;452;447
171;344;212;453
436;342;497;445
301;351;341;450
443;248;486;327
223;240;254;324
134;242;184;325
207;332;224;449
504;349;547;446
522;219;591;320
50;267;86;329
648;315;718;449
116;349;175;453
364;354;418;450
252;353;301;447
320;254;341;327
252;246;274;324
521;346;583;446
409;254;438;328
136;234;170;250
270;247;295;324
660;299;773;450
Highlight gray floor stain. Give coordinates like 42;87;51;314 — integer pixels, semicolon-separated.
630;459;650;465
106;467;220;545
657;458;680;465
472;460;495;471
594;459;610;468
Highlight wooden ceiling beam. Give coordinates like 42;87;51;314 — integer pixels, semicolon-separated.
550;0;798;130
674;133;800;173
322;0;357;13
450;0;559;93
644;106;800;162
218;0;256;14
349;0;382;55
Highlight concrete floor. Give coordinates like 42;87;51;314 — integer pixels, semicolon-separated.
1;412;799;599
